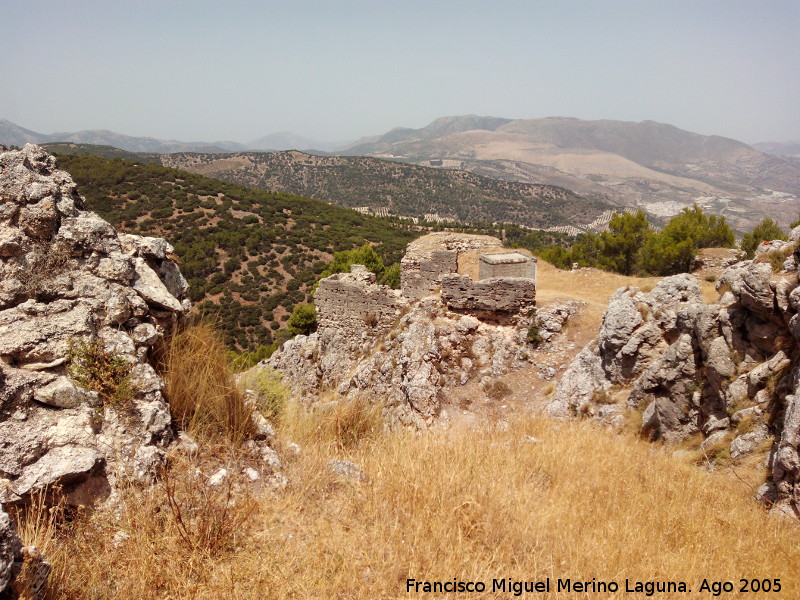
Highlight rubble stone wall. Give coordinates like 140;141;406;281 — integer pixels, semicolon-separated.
400;232;505;300
400;249;458;300
315;266;408;335
441;275;536;316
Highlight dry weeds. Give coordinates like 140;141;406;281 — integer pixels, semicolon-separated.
162;321;255;444
24;409;800;599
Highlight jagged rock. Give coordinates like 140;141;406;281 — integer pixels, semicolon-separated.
631;333;699;441
0;145;190;506
551;254;800;513
0;506;22;594
535;300;584;342
730;424;770;460
131;257;183;312
547;343;606;417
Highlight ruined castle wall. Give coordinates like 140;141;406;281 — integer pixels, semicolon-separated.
315;266;408;335
400;249;458;300
400;233;508;300
441;275;536;316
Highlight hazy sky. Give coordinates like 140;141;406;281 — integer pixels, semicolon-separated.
2;0;798;144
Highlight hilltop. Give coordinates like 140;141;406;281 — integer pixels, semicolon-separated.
343;115;800;232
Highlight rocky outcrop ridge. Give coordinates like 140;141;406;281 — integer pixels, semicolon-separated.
549;247;800;516
269;290;534;428
0;145;190;507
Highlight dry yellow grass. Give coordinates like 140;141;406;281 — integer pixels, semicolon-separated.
162;321;255;444
31;409;800;599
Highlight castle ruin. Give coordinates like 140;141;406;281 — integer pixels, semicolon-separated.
314;232;537;329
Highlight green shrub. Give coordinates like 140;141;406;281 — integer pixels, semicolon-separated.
741;218;787;259
67;338;133;406
287;303;317;336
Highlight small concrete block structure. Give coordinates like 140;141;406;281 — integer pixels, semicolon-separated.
479;252;537;281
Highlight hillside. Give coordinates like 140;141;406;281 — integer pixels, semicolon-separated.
52;151;571;353
343;115;800;232
160;150;614;229
53;153;419;351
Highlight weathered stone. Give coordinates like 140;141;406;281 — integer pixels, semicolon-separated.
548;343;606;417
131;323;159;346
0;506;22;593
0;145;191;507
11;446;101;498
0;225;24;258
132;257;183;311
730;424;770;460
120;234;172;260
33;377;98;409
441;275;535;316
328;459;366;481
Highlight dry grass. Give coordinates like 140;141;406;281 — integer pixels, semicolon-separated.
281;395;385;451
31;411;800;599
162;321;255;444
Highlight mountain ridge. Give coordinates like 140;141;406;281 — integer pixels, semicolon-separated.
0;119;346;154
341;115;800;231
159;149;614;230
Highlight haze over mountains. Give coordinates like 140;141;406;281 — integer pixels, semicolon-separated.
0;119;345;153
3;115;800;231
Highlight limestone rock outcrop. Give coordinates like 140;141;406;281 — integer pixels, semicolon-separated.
0;145;189;506
549;249;800;516
0;506;22;594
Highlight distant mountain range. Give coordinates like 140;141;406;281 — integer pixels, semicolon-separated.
5;115;800;231
752;141;800;158
340;115;800;231
0;119;346;153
